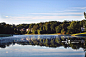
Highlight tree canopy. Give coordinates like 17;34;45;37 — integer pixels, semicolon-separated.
0;20;86;34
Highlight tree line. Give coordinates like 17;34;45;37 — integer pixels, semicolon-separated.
0;20;86;34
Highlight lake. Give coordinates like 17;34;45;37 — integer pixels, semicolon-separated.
0;35;86;57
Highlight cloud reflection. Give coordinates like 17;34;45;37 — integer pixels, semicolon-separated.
4;44;84;56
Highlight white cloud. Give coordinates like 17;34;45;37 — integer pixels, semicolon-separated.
55;7;86;13
1;9;84;24
64;10;79;11
7;46;84;56
1;15;84;25
81;7;86;9
5;16;8;17
30;12;83;15
4;16;83;20
73;7;86;10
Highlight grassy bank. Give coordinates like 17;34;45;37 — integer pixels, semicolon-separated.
25;32;86;36
24;32;72;35
71;32;86;36
0;34;12;37
24;33;61;35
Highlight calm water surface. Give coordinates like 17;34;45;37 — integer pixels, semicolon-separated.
0;35;86;57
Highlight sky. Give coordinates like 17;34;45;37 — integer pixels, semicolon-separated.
0;0;86;25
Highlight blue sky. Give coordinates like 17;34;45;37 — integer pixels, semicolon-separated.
0;0;86;24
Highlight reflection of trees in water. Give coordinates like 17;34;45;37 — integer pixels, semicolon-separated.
0;42;12;48
0;37;86;51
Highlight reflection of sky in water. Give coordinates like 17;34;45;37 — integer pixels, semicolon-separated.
0;44;85;57
0;35;57;40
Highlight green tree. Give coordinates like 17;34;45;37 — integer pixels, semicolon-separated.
37;30;42;34
27;30;31;34
33;25;38;30
50;24;55;32
32;30;37;34
45;23;50;32
61;29;65;34
67;21;81;34
55;24;62;33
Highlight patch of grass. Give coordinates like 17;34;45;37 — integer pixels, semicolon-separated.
71;32;86;36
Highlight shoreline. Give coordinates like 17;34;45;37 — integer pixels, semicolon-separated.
24;33;71;35
0;32;86;37
24;33;86;37
0;34;12;37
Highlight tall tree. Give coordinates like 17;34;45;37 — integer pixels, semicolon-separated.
55;24;62;33
67;21;81;34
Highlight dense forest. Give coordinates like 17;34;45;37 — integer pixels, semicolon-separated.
0;20;86;34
